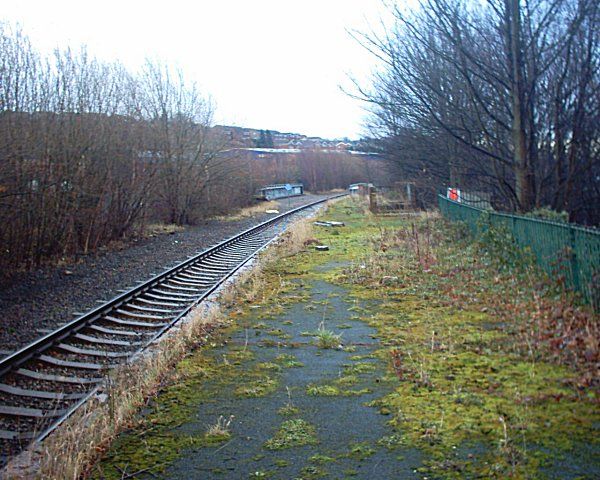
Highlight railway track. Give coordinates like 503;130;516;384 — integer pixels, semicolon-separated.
0;195;342;465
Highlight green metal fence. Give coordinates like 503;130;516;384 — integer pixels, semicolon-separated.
438;194;600;309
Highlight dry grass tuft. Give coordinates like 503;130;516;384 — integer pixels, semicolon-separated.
143;223;185;237
313;322;342;349
206;415;235;438
213;201;280;221
268;217;316;260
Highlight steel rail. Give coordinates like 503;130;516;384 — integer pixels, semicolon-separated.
0;193;346;459
0;195;340;379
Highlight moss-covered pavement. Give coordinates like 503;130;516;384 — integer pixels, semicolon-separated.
92;199;599;479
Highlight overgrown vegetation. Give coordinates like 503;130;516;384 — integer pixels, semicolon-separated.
63;198;597;479
329;200;599;477
20;208;329;480
260;197;598;477
0;24;260;277
524;207;570;224
304;321;343;349
205;414;235;442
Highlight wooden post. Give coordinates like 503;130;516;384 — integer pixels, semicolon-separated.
369;186;377;213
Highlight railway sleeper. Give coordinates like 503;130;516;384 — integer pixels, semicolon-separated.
114;309;173;321
56;343;131;359
177;267;223;283
194;255;238;267
38;354;105;370
210;251;252;260
226;241;265;250
0;405;68;418
0;429;38;441
74;333;138;347
133;296;186;308
141;292;195;303
191;259;235;268
103;315;168;328
167;277;212;288
124;304;182;315
184;266;225;276
0;383;87;401
158;283;203;294
16;368;103;384
87;324;144;337
1;373;91;395
0;391;75;414
194;259;235;269
175;271;220;281
150;289;200;299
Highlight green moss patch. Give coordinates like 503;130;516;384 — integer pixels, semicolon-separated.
309;454;336;464
347;442;376;460
235;376;277;397
306;384;341;396
277;404;300;416
264;419;318;450
274;353;304;368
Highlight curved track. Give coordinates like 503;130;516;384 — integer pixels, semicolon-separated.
0;194;343;464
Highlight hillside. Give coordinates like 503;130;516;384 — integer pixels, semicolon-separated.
213;124;373;151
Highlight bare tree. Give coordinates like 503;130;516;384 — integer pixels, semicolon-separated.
0;25;248;277
353;0;599;221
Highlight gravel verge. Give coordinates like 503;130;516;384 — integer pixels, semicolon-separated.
0;194;328;354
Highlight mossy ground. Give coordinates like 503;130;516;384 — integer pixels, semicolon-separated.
91;198;599;479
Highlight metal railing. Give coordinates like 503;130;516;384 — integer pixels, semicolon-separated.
438;194;600;309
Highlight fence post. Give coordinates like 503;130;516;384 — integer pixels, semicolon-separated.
369;186;378;213
569;226;581;293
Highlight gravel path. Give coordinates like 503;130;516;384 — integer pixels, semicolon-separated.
0;194;328;354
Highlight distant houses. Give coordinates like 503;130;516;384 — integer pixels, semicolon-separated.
212;125;362;151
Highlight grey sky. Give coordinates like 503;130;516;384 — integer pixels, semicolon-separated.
2;0;392;139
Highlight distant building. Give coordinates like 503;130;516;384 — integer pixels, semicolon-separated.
257;183;304;200
349;183;373;195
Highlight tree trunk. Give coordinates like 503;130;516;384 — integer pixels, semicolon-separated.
507;0;534;211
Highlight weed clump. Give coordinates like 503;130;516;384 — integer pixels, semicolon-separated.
306;384;341;396
347;442;376;460
343;362;377;375
278;404;300;416
303;321;342;349
235;377;277;398
309;454;335;464
205;415;235;443
264;419;318;450
274;353;304;368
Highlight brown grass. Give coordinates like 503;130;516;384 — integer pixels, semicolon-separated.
143;223;185;237
213;201;280;221
218;217;316;308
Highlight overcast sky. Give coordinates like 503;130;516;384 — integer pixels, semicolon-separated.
2;0;393;139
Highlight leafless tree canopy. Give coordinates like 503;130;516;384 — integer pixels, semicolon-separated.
0;23;409;277
0;24;240;274
232;149;390;193
355;0;599;223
